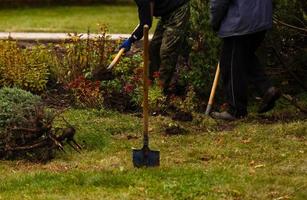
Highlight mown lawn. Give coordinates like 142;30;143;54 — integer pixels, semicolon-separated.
0;5;157;33
0;94;306;200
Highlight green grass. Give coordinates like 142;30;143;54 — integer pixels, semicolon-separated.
0;5;157;33
0;101;306;199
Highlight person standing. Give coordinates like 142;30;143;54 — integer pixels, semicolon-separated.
210;0;281;120
119;0;190;95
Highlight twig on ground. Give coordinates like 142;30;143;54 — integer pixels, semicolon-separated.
282;94;307;114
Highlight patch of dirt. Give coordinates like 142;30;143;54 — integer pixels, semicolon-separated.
165;125;187;135
215;123;236;132
41;87;74;108
172;111;193;122
103;92;138;112
127;135;140;140
199;154;213;162
249;112;307;124
92;68;115;81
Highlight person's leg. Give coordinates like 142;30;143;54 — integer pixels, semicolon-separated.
219;37;232;107
212;37;237;120
158;3;190;93
247;31;272;96
246;31;280;113
220;35;249;118
149;20;164;81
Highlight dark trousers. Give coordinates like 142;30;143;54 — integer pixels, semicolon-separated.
149;3;190;92
220;31;272;117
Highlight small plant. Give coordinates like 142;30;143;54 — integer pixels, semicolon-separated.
66;75;103;108
170;86;198;113
130;72;167;112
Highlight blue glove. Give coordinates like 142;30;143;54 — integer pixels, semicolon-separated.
119;38;133;52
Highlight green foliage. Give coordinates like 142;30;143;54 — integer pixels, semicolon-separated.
274;0;306;21
186;0;221;94
113;54;142;76
266;0;307;91
101;79;123;94
272;0;306;50
147;84;167;112
0;87;41;130
131;81;166;112
0;41;50;93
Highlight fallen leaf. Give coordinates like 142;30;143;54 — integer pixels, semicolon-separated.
254;164;265;169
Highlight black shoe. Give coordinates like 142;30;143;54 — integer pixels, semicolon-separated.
258;87;281;114
211;111;238;121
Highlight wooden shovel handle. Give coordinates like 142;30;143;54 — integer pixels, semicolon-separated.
143;25;150;143
107;48;125;69
205;62;220;115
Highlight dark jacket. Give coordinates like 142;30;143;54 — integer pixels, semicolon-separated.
210;0;273;38
130;0;189;42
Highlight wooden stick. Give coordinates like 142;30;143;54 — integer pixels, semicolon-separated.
143;25;150;146
205;63;220;115
107;48;125;70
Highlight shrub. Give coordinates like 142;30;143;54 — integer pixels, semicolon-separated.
268;0;307;92
174;0;221;97
0;87;41;130
49;26;116;86
0;41;50;93
170;86;197;113
130;79;167;113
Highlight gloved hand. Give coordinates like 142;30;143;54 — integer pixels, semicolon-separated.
119;38;133;52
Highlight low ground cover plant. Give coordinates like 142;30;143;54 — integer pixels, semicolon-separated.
0;87;41;129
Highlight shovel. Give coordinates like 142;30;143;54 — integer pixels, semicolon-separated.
94;29;137;78
92;48;125;80
107;48;125;70
108;25;144;70
132;25;160;168
205;62;220;115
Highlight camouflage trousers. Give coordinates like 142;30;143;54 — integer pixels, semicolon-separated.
149;2;190;93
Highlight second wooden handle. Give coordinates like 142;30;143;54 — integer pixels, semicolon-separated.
205;62;220;115
107;48;125;69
